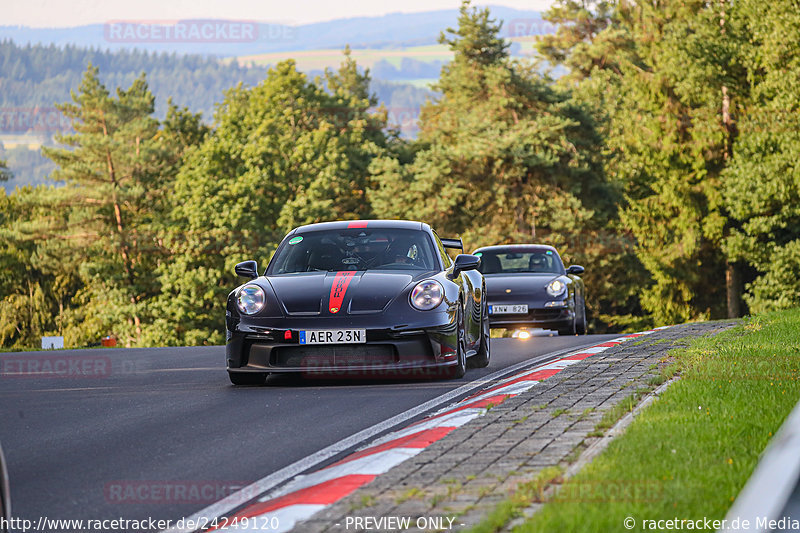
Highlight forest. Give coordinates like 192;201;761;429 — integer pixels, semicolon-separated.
1;0;799;349
0;39;433;188
0;39;435;122
0;40;267;118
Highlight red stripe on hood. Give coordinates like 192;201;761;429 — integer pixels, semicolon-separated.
329;271;356;313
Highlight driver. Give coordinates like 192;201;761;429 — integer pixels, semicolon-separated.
385;237;416;265
529;253;548;272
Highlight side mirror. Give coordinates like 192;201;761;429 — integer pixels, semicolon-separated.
452;254;481;277
566;265;585;276
235;260;259;279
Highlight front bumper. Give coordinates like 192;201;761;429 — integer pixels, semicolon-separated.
226;314;460;377
487;307;574;330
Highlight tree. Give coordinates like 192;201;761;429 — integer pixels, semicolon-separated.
536;0;628;84
153;58;385;345
539;0;753;324
0;159;11;182
722;0;800;313
0;185;81;349
373;2;603;241
370;1;634;330
41;65;186;346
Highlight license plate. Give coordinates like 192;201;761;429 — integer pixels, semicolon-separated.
299;329;366;344
489;304;528;315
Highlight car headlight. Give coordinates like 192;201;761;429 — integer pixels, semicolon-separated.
237;285;266;315
410;280;444;311
546;279;566;297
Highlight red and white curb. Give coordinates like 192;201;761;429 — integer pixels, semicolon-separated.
200;327;670;532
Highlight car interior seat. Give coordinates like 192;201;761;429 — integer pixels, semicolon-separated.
307;244;342;271
480;254;502;274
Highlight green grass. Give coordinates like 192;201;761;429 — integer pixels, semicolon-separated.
564;445;585;464
349;494;376;511
511;415;530;426
593;388;650;433
509;309;800;532
465;467;564;533
395;487;424;504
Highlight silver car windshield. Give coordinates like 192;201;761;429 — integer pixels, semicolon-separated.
477;250;564;274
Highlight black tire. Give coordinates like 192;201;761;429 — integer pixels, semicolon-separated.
228;371;268;386
575;296;587;335
445;305;467;379
558;319;576;336
469;295;491;368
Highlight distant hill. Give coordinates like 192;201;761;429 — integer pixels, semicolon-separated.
0;6;551;57
0;7;556;190
0;40;435;191
0;41;267;120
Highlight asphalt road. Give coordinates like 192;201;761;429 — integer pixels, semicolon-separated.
0;333;618;526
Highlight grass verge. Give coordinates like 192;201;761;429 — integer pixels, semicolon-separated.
506;309;800;532
466;467;564;533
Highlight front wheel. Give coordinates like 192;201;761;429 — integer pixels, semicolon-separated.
445;305;467;379
228;371;268;386
575;296;587;335
557;319;576;336
469;295;491;368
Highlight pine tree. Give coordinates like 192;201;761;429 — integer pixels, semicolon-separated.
372;1;603;243
41;65;171;346
536;0;626;83
722;0;800;313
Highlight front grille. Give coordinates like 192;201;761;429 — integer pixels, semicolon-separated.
531;309;565;320
272;345;397;367
490;308;565;322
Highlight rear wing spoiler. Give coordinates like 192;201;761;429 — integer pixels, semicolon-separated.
441;238;463;251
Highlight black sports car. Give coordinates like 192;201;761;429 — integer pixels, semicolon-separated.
225;220;490;384
472;244;587;336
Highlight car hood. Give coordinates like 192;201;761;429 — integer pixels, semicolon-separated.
484;273;562;299
266;270;434;316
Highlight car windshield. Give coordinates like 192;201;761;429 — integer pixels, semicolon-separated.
269;228;438;274
477;250;564;274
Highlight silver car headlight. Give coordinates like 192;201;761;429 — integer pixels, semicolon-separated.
546;279;566;297
410;280;444;311
237;285;266;315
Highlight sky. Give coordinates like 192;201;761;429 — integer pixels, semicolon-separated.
5;0;555;28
